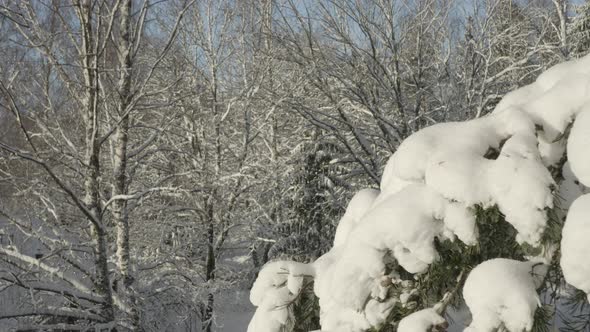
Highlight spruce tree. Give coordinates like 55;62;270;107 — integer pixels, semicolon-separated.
269;133;344;262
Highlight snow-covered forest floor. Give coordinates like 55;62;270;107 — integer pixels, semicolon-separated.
1;0;590;331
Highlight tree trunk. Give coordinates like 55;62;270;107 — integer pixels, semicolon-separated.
112;0;139;329
77;0;115;323
203;202;216;332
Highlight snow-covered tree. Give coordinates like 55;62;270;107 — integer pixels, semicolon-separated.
0;1;194;329
568;1;590;58
266;134;344;262
247;51;590;332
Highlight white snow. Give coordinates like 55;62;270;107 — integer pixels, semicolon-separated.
557;162;588;212
332;189;380;248
535;55;590;91
424;132;553;245
386;119;499;183
311;184;476;330
397;308;446;332
494;82;542;113
248;261;314;332
523;75;590;140
385;106;553;245
443;202;477;245
463;259;543;332
560;194;590;300
486;134;555;244
537;134;566;167
567;106;590;187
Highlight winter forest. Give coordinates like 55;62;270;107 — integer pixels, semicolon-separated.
1;0;590;331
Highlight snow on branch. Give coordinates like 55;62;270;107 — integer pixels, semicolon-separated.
0;246;95;297
561;194;590;301
248;261;315;332
248;54;590;332
0;246;132;316
0;307;104;321
463;259;546;331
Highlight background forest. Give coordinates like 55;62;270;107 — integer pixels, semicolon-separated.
0;0;589;331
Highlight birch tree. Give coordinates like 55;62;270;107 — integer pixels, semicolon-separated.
0;0;193;329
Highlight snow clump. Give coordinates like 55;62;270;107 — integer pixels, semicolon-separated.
463;258;544;332
397;308;446;332
560;194;590;301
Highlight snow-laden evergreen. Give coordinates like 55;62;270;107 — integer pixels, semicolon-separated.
560;194;590;301
246;55;590;331
248;261;315;331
